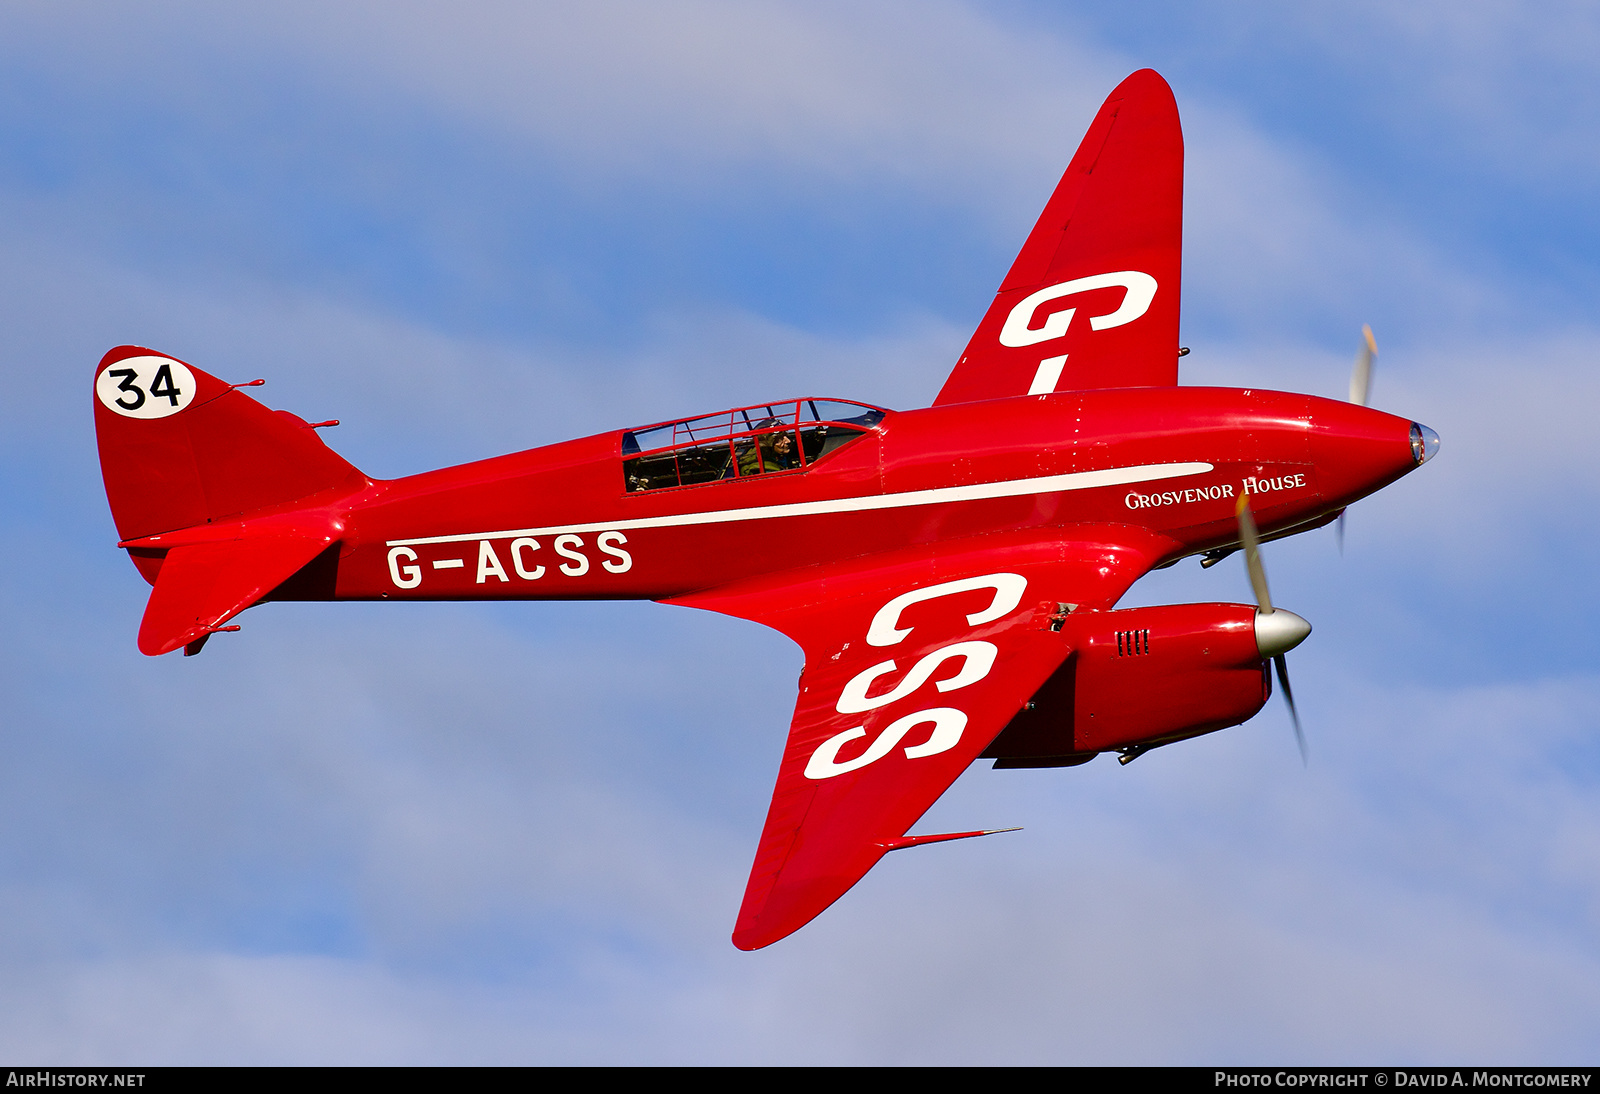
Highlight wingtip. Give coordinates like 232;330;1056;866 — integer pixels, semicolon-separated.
731;910;803;951
1116;68;1173;93
137;618;203;657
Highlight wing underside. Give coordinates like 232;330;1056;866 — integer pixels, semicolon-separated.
670;527;1173;949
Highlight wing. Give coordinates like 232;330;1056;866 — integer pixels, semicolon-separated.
933;69;1184;406
669;527;1172;949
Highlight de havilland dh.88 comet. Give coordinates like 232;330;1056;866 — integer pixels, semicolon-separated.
93;70;1438;949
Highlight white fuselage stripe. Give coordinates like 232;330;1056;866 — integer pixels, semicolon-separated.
382;461;1214;547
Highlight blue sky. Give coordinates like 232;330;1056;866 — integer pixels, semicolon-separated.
2;1;1598;1063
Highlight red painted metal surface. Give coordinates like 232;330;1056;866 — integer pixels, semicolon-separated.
985;603;1269;763
91;69;1437;950
936;68;1184;403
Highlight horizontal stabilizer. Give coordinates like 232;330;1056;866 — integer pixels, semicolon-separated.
133;520;340;656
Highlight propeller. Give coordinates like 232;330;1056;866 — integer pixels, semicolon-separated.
1337;325;1378;553
1349;323;1377;407
1236;492;1312;764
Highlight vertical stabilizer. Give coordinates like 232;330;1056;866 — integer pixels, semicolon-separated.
94;346;366;548
93;346;368;653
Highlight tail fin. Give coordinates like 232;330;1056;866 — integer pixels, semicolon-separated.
93;346;369;654
933;69;1184;405
94;346;365;543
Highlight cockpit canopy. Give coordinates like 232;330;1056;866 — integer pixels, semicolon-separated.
621;398;886;493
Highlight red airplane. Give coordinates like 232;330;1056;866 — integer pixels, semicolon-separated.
92;70;1437;950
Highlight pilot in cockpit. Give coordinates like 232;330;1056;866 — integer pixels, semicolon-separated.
737;423;799;477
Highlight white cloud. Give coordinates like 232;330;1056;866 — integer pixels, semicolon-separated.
0;1;1551;342
0;1;1121;209
1180;103;1497;338
3;664;1596;1064
1163;1;1600;192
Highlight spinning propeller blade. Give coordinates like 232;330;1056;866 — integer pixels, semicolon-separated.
1349;324;1377;407
1274;654;1307;765
1235;492;1273;614
1338;324;1378;552
1238;492;1311;762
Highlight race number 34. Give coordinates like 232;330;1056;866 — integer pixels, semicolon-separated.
96;356;197;419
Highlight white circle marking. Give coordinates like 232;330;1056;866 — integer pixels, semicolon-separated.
95;356;197;419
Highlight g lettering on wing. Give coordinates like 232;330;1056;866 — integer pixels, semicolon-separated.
998;271;1158;349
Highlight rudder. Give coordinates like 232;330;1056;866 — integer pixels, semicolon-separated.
94;346;369;655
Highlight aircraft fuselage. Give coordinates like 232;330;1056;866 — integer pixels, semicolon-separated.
285;386;1424;605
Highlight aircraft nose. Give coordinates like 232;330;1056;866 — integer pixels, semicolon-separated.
1309;400;1433;508
1411;422;1441;465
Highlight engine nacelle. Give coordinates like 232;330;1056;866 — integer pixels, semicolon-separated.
982;602;1270;767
